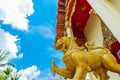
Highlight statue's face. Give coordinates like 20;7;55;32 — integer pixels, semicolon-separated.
54;38;65;50
54;37;72;52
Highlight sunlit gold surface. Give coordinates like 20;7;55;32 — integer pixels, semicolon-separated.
52;37;120;80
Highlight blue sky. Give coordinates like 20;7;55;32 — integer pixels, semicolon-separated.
0;0;65;79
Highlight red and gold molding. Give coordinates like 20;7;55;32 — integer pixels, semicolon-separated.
56;0;91;43
71;0;91;39
65;0;76;21
110;41;120;63
55;0;66;41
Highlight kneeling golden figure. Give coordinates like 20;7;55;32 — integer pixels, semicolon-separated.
52;37;120;80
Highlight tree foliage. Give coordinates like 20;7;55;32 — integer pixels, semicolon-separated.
0;50;21;80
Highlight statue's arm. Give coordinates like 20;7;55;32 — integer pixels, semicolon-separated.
52;60;74;79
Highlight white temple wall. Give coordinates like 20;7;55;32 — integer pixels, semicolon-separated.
83;13;103;46
108;0;120;13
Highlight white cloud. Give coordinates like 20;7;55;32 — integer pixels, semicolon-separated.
18;65;40;80
0;0;34;30
0;28;20;59
17;53;24;59
0;65;40;80
30;24;55;40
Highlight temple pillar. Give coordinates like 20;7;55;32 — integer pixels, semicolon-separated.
84;11;103;46
87;0;120;42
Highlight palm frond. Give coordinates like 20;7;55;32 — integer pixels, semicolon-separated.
0;51;9;62
10;72;21;80
3;67;13;76
7;62;15;67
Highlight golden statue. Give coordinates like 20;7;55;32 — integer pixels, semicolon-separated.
52;37;120;80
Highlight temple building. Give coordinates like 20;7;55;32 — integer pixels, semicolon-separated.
55;0;120;79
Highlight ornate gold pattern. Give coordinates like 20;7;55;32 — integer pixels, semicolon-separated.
101;22;117;49
81;5;86;11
